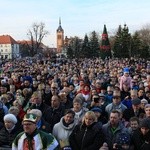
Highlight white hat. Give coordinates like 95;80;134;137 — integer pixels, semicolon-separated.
29;109;42;118
4;114;17;124
141;98;148;104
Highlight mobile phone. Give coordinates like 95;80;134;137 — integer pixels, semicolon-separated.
93;97;99;103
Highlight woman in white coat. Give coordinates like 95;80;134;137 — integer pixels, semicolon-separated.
53;109;76;149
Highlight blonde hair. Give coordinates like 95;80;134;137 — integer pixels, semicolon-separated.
82;111;97;123
31;91;42;101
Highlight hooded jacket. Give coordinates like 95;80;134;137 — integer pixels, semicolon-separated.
53;117;76;142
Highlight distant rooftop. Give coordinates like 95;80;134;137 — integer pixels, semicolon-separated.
0;35;18;44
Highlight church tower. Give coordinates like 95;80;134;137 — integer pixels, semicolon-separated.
56;18;64;53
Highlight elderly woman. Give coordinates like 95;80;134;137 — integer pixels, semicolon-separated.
69;111;104;150
71;97;88;125
0;114;22;148
145;104;150;118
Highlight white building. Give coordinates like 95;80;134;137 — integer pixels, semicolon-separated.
0;35;20;59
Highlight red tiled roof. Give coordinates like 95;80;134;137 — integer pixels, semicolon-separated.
0;35;18;44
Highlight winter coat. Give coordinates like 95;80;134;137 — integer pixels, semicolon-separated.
12;129;58;150
53;117;76;141
37;117;52;133
119;75;132;91
69;122;104;150
131;129;150;150
53;117;76;148
102;121;129;150
72;107;88;125
105;102;127;115
123;107;145;122
44;104;65;132
0;125;21;147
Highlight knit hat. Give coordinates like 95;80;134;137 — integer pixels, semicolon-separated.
91;107;102;113
123;67;129;73
141;98;148;104
23;113;38;123
4;114;17;124
132;98;141;105
140;118;150;128
116;133;130;145
145;104;150;109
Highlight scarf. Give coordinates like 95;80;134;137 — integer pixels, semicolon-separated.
6;125;15;133
82;90;90;95
62;118;74;127
75;109;83;119
24;129;38;150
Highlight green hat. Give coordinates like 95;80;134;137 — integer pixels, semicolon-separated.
23;113;37;123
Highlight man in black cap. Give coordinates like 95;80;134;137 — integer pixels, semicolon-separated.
123;98;145;122
131;118;150;150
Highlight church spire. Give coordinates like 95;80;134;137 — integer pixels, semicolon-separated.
59;17;61;26
57;17;64;32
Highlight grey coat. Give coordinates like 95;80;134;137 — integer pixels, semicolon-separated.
102;121;129;150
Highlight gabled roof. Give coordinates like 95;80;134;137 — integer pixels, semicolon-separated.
0;35;18;44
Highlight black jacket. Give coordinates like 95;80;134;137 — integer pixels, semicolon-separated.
44;103;65;132
69;122;104;150
131;129;150;150
0;125;22;147
123;108;145;121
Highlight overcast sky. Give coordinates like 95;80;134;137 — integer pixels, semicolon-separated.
0;0;150;47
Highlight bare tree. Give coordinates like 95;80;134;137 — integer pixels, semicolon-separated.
137;24;150;45
27;22;49;56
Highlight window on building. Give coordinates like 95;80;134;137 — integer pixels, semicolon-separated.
5;55;8;59
5;49;7;52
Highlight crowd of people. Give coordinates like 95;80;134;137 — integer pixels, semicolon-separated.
0;57;150;149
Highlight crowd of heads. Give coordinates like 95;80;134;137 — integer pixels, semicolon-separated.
0;57;150;149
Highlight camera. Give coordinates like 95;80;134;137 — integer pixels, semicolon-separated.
93;97;99;103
